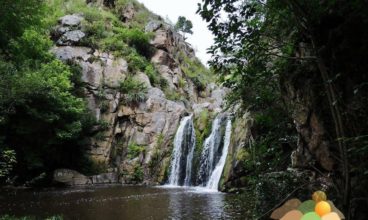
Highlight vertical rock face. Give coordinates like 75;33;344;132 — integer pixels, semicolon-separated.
222;112;254;190
51;13;228;185
281;73;335;171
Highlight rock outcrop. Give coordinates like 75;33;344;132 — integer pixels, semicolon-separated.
281;72;335;171
53;14;86;46
222;112;254;190
51;12;228;185
53;169;119;186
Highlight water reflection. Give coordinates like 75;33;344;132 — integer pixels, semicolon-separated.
167;187;226;219
0;185;249;220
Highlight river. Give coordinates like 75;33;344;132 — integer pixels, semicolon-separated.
0;185;251;220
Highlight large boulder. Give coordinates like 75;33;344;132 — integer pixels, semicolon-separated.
53;169;91;186
54;14;85;46
57;30;85;46
52;46;91;61
59;14;83;26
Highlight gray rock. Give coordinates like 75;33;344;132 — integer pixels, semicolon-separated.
120;3;135;22
157;65;176;90
193;102;211;115
56;26;71;35
132;131;150;145
145;20;163;32
80;61;103;88
147;87;165;98
103;58;128;88
53;169;91;186
151;50;177;69
136;113;152;126
143;112;166;134
51;46;91;61
57;30;86;45
134;72;151;88
59;14;83;26
91;173;118;184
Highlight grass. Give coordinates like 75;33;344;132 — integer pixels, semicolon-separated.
164;89;182;101
176;51;215;91
119;76;147;104
46;0;154;58
132;165;144;182
127;143;145;159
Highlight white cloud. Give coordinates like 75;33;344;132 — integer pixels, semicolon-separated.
137;0;213;65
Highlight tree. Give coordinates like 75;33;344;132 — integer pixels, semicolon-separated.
175;16;193;39
0;0;45;54
0;0;94;184
198;0;368;218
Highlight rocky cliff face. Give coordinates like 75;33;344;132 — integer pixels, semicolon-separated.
221;112;254;191
280;71;335;172
51;10;227;185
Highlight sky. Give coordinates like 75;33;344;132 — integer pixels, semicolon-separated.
137;0;214;65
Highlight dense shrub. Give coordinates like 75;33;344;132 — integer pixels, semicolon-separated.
132;165;144;182
127;143;145;159
119;77;147;104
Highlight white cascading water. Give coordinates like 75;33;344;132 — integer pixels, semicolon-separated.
197;115;224;186
167;115;196;186
206;119;232;190
166;113;232;191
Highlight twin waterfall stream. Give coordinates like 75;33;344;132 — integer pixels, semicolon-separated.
167;114;232;191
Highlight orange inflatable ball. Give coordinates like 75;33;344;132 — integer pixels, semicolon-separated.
312;191;327;202
315;201;331;217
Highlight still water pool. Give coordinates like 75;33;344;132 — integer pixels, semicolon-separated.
0;185;251;220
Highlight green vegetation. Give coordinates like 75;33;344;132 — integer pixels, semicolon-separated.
47;0;154;61
194;110;212;148
127;143;145;159
119;76;148;104
174;16;193;39
0;149;16;181
199;0;368;218
163;89;181;101
0;0;98;185
132;165;144;182
113;0;154;28
176;51;213;91
192;110;213;184
145;64;167;89
148;134;165;175
101;27;153;58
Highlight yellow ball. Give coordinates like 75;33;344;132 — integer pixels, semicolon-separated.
312;191;327;202
315;201;331;216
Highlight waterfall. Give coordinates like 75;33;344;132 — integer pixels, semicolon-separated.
206;119;232;190
197;115;225;186
167;115;196;186
166;113;232;191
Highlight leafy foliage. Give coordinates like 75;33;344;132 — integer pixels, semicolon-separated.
132;165;144;182
176;51;214;91
0;148;16;181
198;0;368;218
120;77;147;104
0;0;45;52
175;16;193;38
127;143;145;159
0;0;95;184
